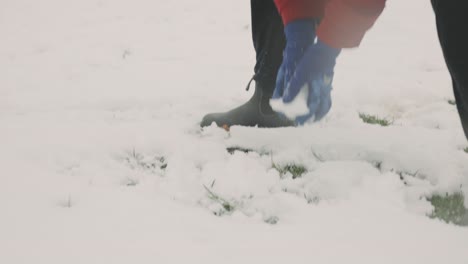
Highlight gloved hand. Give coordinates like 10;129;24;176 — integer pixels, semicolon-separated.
272;20;341;125
273;19;317;101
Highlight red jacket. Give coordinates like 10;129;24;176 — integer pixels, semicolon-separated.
274;0;386;48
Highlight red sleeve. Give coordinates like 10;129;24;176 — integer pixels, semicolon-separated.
274;0;326;24
274;0;386;48
317;0;386;48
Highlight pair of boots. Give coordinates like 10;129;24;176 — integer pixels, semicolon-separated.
200;79;294;129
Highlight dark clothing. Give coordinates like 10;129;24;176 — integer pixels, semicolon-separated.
432;0;468;139
251;0;285;93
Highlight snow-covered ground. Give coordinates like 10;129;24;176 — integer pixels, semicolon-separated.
2;0;468;263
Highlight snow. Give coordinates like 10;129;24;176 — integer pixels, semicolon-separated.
270;84;309;120
1;0;468;263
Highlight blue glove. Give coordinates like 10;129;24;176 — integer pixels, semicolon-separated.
273;19;317;101
273;20;341;125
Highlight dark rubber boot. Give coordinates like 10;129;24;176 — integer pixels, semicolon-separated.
201;0;290;129
200;81;294;129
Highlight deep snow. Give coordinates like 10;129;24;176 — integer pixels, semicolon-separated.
1;0;468;263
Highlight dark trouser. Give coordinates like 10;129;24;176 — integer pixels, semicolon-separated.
432;0;468;139
250;0;285;93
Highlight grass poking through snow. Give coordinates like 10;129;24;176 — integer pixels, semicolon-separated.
203;185;236;214
448;99;456;106
273;163;307;179
359;113;392;127
226;147;254;155
122;149;167;172
428;192;468;226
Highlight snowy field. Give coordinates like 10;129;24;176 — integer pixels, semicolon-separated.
2;0;468;263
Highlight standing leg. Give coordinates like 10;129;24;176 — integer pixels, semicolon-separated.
251;0;286;90
431;0;468;139
201;0;292;128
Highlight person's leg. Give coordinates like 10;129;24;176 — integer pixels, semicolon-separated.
200;0;292;128
251;0;286;90
431;0;468;139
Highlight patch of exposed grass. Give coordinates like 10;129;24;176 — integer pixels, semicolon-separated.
273;163;307;179
123;149;167;172
264;216;279;225
58;195;73;208
226;147;254;155
464;147;468;154
203;185;236;214
226;146;270;156
359;113;392;127
304;193;320;204
123;178;139;187
448;99;456;106
428;192;468;226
